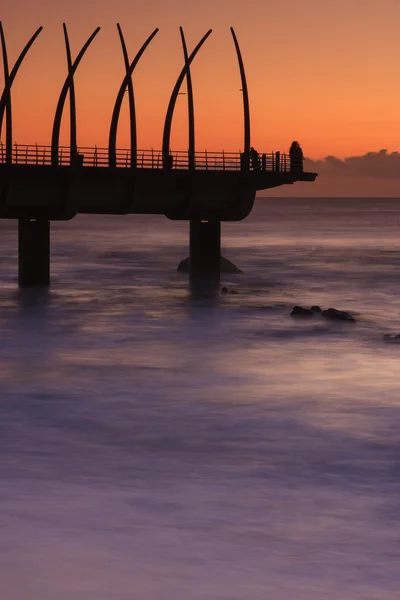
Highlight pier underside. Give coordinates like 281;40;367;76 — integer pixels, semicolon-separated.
0;164;316;221
0;165;317;288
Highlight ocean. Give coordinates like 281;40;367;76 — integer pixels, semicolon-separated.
1;197;400;600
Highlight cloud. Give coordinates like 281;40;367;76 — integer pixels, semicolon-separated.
305;149;400;179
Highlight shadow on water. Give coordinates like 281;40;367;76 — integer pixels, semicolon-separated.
189;276;221;303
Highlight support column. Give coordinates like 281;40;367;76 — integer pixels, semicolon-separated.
18;219;50;287
189;220;220;288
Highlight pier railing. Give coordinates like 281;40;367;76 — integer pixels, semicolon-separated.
0;143;291;172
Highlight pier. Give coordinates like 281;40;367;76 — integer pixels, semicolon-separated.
0;22;317;287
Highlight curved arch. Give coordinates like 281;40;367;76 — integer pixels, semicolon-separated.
0;23;43;164
115;24;135;168
230;27;250;170
0;22;11;165
51;26;100;167
180;27;195;170
162;29;212;170
108;27;159;168
62;24;77;166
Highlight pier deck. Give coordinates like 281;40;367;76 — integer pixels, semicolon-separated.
0;144;316;221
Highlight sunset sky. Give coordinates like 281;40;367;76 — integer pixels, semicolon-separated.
2;0;400;196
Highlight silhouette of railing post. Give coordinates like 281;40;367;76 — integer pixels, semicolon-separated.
275;151;280;173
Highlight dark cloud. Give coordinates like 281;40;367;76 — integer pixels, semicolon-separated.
305;150;400;179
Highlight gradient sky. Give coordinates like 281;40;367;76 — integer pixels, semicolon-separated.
2;0;400;195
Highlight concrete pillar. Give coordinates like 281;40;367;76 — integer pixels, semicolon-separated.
189;220;221;288
18;219;50;287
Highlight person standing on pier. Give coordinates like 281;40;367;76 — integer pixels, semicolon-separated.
289;141;304;172
250;147;260;171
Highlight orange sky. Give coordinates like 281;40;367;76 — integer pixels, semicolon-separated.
2;0;400;195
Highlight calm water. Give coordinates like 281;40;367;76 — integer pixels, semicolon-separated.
1;198;400;599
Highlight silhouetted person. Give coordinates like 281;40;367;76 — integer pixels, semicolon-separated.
250;147;260;171
289;141;303;172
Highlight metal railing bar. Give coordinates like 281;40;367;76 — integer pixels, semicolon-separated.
0;143;291;172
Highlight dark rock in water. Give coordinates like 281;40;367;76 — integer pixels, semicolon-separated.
322;308;356;322
220;257;243;274
311;305;322;313
291;305;314;317
221;287;228;295
177;258;191;273
177;256;243;274
291;304;355;322
229;289;239;295
383;334;400;342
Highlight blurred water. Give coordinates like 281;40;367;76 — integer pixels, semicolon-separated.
1;198;400;599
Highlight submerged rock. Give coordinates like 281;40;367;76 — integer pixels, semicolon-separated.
177;256;243;274
322;308;356;322
311;305;322;314
221;287;239;295
290;305;356;322
291;305;314;318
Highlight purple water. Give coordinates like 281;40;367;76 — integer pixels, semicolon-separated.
1;198;400;599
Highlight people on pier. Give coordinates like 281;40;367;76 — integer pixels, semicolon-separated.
289;141;304;172
250;147;260;171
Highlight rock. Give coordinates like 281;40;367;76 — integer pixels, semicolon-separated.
291;305;314;317
220;257;243;274
177;256;243;274
311;305;322;314
177;257;190;273
229;290;239;295
291;305;356;322
221;287;228;294
322;308;356;322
